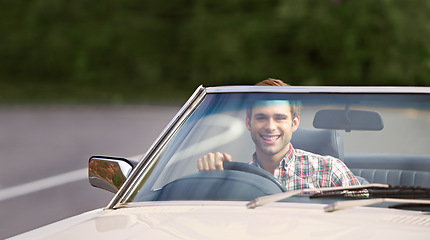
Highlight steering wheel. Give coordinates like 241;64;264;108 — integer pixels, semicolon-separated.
223;161;287;192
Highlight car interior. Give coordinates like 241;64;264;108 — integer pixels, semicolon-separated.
130;94;430;203
292;127;430;188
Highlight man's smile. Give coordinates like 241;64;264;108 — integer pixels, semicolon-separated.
261;134;281;142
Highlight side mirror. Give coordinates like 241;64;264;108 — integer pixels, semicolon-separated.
88;156;137;193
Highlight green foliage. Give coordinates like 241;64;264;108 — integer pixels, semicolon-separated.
1;0;430;103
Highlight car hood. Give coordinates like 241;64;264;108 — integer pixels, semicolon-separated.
11;201;430;240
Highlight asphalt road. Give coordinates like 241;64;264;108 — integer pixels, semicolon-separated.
0;105;180;239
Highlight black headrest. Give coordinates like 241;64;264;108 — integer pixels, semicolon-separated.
291;128;344;160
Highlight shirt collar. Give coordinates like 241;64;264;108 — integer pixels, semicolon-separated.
285;143;295;166
251;143;295;170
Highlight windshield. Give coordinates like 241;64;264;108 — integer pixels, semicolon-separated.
125;91;430;203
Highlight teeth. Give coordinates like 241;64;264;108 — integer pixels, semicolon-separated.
262;136;279;141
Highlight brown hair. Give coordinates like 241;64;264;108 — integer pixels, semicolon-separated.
247;78;301;119
255;78;290;86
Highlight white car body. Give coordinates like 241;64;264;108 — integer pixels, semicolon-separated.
10;85;430;239
11;201;430;239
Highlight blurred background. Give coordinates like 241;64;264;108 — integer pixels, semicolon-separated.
1;0;430;105
1;0;430;238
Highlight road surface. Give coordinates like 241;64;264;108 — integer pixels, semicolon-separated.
0;105;180;239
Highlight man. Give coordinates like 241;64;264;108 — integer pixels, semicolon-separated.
197;78;361;191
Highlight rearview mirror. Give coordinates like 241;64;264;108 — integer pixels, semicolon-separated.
313;109;384;132
88;156;136;193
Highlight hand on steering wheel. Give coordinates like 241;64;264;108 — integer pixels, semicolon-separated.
197;152;286;192
197;152;232;171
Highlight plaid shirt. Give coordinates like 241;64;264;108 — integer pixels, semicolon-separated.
249;144;361;191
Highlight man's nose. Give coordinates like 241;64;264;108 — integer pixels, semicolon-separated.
265;118;277;131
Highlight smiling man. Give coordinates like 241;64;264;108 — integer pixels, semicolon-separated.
197;79;362;191
246;100;299;175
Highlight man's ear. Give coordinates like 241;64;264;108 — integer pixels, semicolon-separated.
245;116;251;131
292;115;300;132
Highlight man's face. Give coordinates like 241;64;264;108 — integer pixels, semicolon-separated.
246;102;299;158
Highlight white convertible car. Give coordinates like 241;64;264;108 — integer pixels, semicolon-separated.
11;85;430;239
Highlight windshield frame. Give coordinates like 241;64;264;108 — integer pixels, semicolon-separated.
106;85;430;210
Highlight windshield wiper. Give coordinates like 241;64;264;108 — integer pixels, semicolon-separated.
311;184;430;199
246;184;430;209
324;198;430;212
246;183;388;209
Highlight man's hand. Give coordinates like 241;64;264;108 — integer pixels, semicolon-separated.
197;152;232;171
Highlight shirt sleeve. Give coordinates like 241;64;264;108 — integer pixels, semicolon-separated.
331;159;361;187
